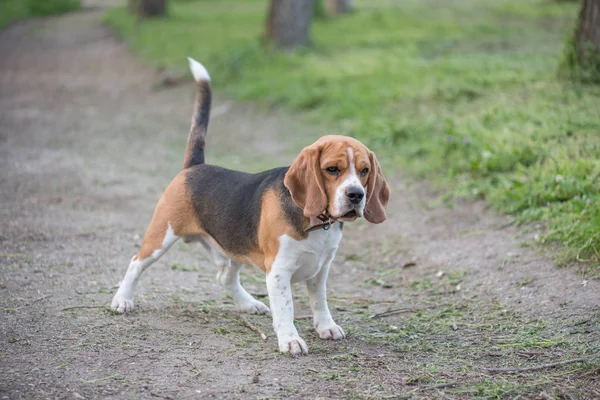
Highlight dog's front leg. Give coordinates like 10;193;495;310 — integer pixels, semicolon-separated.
306;258;346;340
266;262;308;356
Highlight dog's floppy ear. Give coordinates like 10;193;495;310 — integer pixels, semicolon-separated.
284;145;328;218
364;151;390;224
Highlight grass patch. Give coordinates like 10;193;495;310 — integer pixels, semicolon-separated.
0;1;29;29
0;0;81;29
105;0;600;274
347;286;600;399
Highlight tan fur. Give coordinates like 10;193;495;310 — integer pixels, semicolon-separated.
257;190;305;273
136;172;203;261
284;146;327;218
364;150;390;223
285;135;388;221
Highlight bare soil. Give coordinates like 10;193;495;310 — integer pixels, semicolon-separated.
1;6;598;400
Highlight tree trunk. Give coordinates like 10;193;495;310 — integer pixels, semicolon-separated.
325;0;352;14
575;0;600;61
131;0;167;18
128;0;138;12
265;0;314;50
564;0;600;82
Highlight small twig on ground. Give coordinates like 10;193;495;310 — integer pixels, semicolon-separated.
30;294;51;304
83;374;120;383
240;315;267;340
0;253;29;259
61;305;106;311
330;296;394;304
399;381;458;399
109;357;131;367
517;350;543;358
185;358;200;374
369;304;441;319
422;382;457;391
495;219;516;230
486;356;596;374
150;392;174;400
76;286;118;295
184;358;202;377
370;308;413;318
15;294;51;310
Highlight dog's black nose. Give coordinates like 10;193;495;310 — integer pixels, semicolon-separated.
346;187;365;204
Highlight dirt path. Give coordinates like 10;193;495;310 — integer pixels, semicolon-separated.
1;6;598;400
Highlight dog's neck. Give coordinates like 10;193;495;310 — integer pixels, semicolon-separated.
304;213;335;233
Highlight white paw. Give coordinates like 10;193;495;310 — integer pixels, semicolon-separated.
278;334;309;356
239;299;270;315
111;295;134;313
315;322;346;340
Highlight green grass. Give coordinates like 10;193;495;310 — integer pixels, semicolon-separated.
338;269;600;399
0;0;81;29
0;0;28;28
105;0;600;274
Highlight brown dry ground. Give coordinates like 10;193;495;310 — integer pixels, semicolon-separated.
0;5;599;400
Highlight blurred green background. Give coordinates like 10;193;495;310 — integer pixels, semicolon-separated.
105;0;600;273
0;0;81;28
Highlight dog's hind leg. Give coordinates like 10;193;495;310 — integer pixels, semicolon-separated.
111;221;180;313
198;238;269;314
111;213;181;313
111;173;193;313
217;260;270;314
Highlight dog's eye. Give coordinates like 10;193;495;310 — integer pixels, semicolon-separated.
360;168;369;177
326;166;340;175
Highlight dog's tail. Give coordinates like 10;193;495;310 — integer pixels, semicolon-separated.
183;57;212;169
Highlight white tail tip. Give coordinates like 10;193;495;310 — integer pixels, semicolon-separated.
188;57;211;82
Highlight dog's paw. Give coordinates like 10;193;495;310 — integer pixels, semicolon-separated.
278;334;309;356
316;322;346;340
239;299;270;315
111;295;134;313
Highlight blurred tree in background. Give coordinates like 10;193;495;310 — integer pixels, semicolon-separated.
313;0;326;19
325;0;352;14
27;0;81;15
129;0;167;18
561;0;600;82
265;0;314;49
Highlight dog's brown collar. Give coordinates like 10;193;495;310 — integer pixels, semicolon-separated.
305;213;336;233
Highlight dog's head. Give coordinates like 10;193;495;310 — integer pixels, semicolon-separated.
284;135;390;224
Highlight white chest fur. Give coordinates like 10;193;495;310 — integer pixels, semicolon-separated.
274;223;343;283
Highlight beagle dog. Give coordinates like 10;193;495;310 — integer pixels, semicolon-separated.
111;58;390;356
